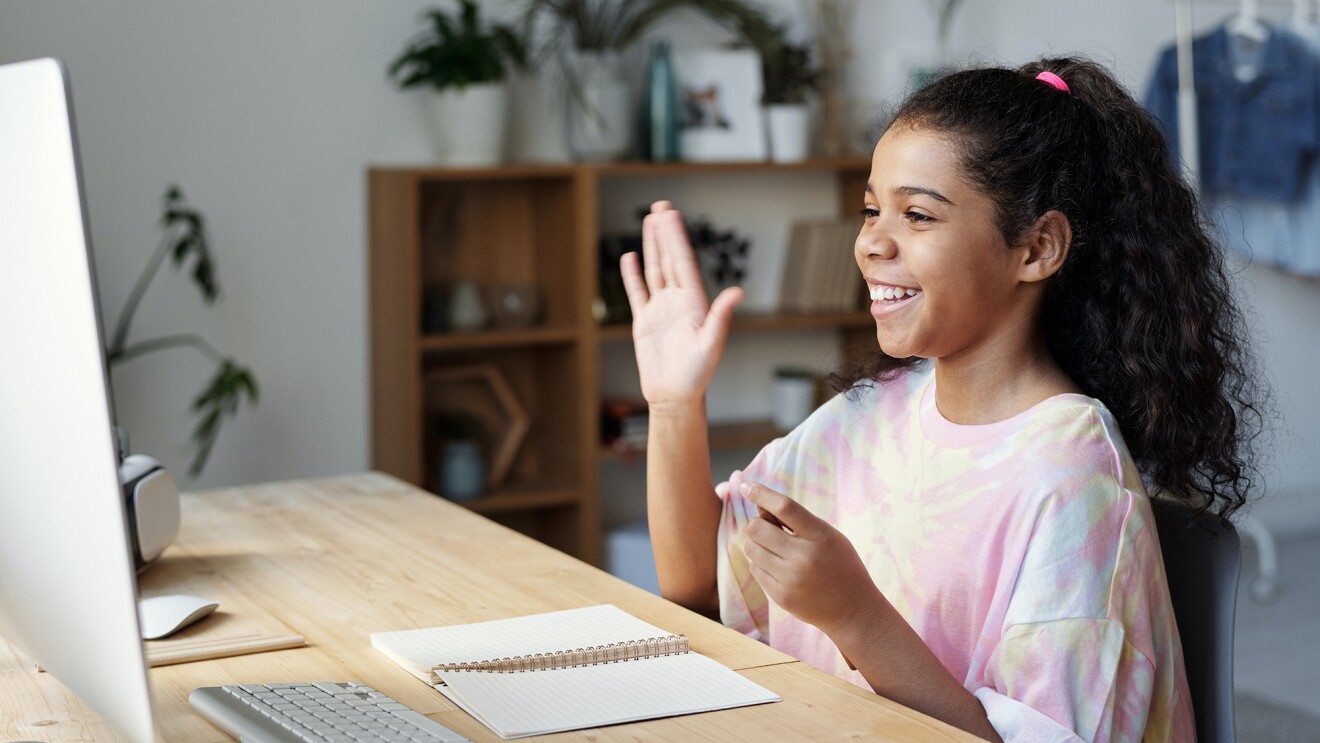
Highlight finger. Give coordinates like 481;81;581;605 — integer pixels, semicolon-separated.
698;286;744;363
620;251;649;316
663;213;706;291
746;516;795;559
740;480;818;537
656;210;685;290
651;200;673;214
641;213;665;294
747;561;782;593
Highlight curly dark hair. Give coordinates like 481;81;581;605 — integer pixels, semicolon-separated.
833;57;1267;522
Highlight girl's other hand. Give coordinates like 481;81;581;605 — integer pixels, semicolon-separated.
621;201;744;410
739;479;885;637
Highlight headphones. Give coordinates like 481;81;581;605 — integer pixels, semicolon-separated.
119;454;180;572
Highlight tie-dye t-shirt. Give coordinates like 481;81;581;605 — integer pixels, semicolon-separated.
718;364;1195;742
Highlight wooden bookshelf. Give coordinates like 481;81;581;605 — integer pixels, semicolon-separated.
369;158;872;565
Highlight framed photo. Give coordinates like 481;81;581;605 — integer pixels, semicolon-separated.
673;48;766;162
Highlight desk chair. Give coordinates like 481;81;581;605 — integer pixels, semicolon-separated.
1151;498;1241;743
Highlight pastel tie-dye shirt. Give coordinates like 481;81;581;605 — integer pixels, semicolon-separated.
718;365;1195;742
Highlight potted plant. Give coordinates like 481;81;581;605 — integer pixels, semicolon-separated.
739;22;820;162
519;0;778;161
389;1;526;166
106;186;259;478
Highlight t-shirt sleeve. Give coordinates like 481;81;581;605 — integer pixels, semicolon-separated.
972;455;1177;743
715;469;770;641
973;619;1157;743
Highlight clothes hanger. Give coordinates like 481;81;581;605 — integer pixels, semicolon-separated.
1227;0;1271;41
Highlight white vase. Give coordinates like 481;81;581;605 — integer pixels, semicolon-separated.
772;372;817;431
565;51;631;162
507;72;570;164
428;82;507;166
765;104;811;163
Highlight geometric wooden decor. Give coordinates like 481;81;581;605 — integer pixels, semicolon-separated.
426;364;529;487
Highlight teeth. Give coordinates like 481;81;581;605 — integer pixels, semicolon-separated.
869;284;921;301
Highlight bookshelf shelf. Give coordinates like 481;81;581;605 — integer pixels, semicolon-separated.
370;159;874;565
419;327;578;352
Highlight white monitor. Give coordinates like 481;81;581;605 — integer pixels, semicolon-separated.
0;57;158;742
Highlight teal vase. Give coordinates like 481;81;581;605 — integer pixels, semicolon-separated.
646;40;680;162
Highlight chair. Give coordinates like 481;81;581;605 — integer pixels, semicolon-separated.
1151;498;1241;743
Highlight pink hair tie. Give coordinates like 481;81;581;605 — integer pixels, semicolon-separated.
1035;71;1070;94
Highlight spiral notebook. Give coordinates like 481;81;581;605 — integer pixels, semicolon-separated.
370;604;780;739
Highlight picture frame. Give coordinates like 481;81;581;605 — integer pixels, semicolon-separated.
673;48;766;162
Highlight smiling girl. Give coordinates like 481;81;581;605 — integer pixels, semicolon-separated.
620;58;1265;742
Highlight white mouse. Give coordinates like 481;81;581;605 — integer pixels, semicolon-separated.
138;594;219;640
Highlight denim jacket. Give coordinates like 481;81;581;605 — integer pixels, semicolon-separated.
1145;26;1320;202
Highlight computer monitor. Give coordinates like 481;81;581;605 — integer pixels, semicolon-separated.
0;58;158;742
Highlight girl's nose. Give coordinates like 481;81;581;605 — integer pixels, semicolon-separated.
856;225;898;261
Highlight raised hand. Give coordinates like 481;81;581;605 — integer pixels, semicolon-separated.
621;201;744;409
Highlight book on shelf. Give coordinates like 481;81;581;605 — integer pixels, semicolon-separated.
778;218;865;313
370;604;780;739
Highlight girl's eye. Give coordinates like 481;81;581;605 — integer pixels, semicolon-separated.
904;210;933;223
859;207;880;220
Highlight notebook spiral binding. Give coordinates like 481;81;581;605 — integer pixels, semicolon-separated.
434;635;691;676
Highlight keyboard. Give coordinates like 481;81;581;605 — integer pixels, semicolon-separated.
189;681;471;742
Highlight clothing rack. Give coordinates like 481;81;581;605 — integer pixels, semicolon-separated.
1168;0;1285;602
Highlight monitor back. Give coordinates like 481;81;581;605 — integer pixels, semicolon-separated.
0;57;157;742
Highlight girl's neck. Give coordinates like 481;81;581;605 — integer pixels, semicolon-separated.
932;327;1081;426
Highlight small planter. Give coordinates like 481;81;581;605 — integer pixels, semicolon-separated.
566;51;631;162
428;82;508;166
772;368;817;431
765;104;811;163
439;439;486;502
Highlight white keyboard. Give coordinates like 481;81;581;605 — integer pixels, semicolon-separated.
189;681;470;742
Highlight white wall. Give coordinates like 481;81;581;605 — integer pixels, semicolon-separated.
3;0;1316;532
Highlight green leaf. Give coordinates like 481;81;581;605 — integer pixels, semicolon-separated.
188;359;259;477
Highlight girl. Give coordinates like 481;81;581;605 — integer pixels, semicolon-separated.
620;58;1265;742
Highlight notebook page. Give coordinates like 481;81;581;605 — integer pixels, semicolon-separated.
438;652;780;739
370;605;674;679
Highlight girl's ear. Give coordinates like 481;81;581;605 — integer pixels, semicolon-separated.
1019;210;1072;283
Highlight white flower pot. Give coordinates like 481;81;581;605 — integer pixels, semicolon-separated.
427;82;507;166
507;72;570;164
765;104;811;163
566;51;631;162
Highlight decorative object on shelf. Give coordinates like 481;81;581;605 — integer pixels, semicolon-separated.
105;185;259;478
601;398;650;455
673;48;767;162
422;285;449;333
434;413;487;501
737;16;819;162
772;368;817;431
645;39;681;162
427;365;529;488
778;218;865;313
688;215;751;298
596;232;643;326
519;0;779;162
491;283;543;328
566;50;633;161
447;279;489;331
388;1;527;166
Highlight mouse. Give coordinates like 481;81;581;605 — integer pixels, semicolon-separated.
138;594;219;640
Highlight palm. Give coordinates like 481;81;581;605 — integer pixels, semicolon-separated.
621;204;743;407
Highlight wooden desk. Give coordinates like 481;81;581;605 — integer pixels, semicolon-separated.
1;473;976;742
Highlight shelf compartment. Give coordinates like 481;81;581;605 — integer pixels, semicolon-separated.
423;345;582;495
598;310;873;342
419;326;578;352
418;177;579;332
